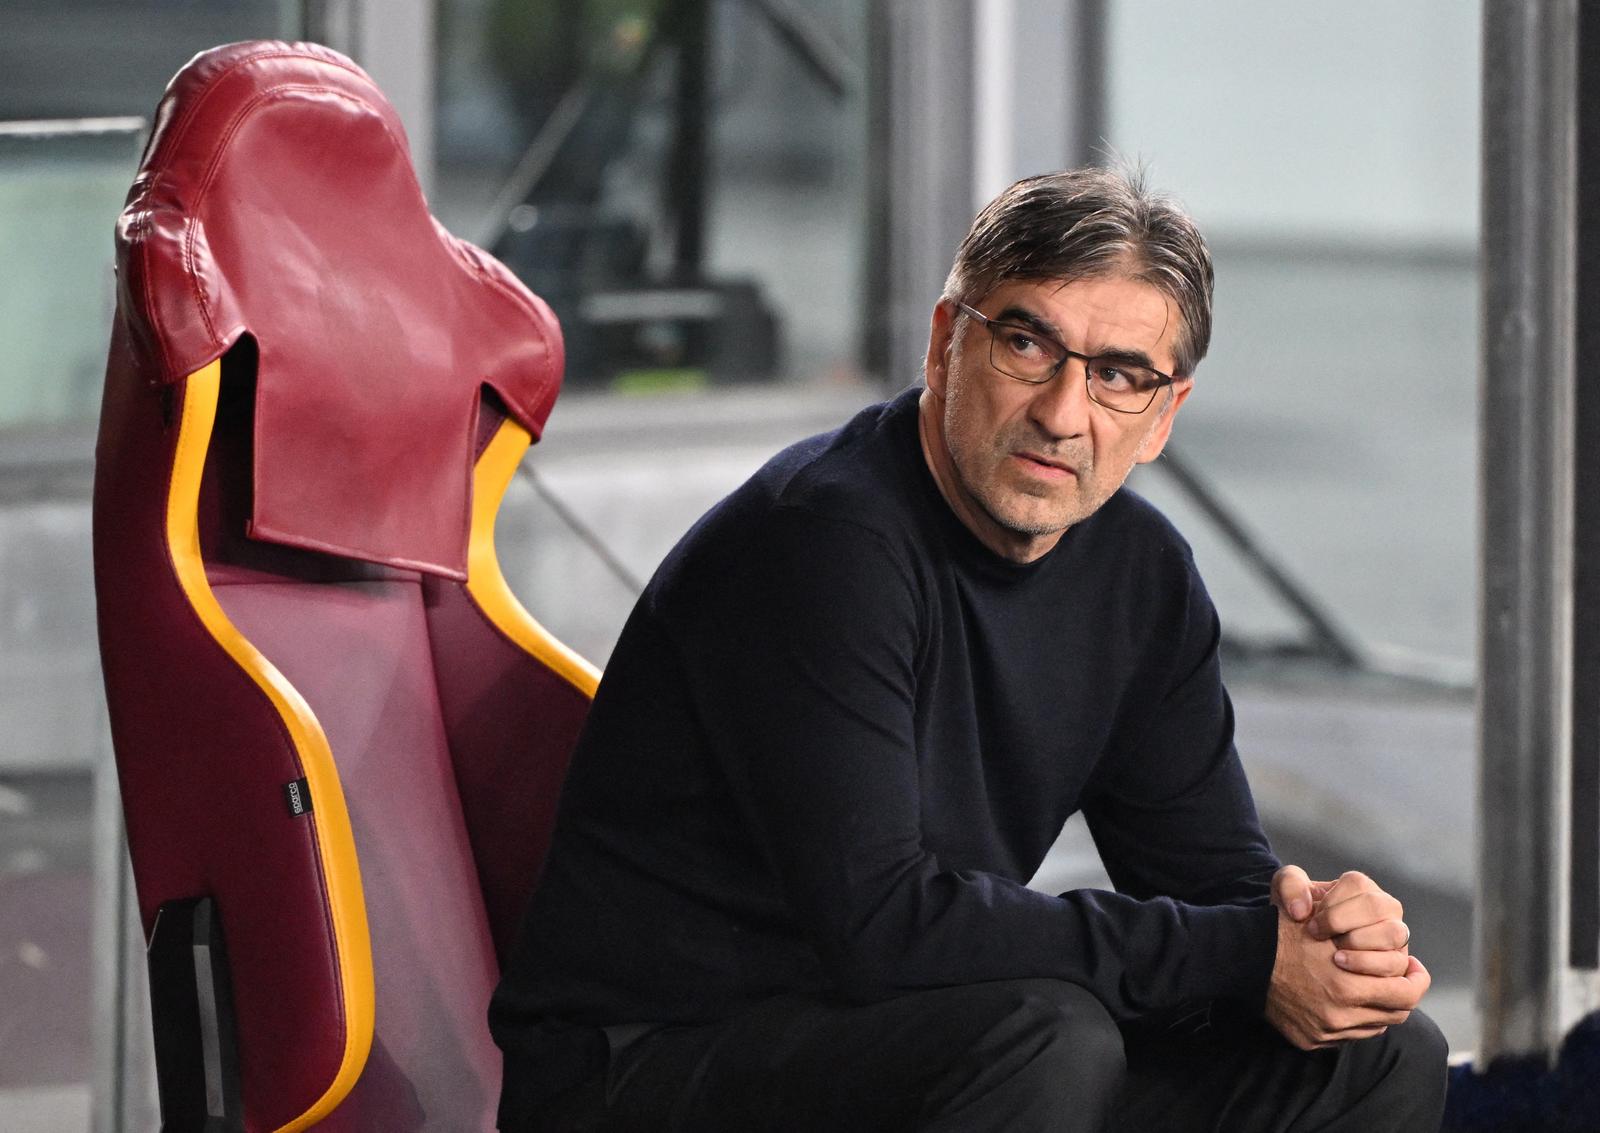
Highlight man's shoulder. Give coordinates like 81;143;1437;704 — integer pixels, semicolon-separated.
647;390;928;603
763;388;926;530
708;389;926;545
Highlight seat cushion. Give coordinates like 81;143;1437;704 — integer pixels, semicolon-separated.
213;574;502;1130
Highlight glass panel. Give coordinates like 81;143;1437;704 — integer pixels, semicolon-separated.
0;126;142;429
1;8;299;1130
435;0;872;391
0;0;294;431
1108;0;1480;675
1105;0;1481;1051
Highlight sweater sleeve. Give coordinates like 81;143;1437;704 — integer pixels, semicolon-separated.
1080;553;1284;1014
1082;557;1281;904
665;507;1279;1022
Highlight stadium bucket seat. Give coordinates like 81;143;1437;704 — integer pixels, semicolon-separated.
93;40;596;1131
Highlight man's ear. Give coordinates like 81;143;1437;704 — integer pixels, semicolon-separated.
924;300;957;397
1135;377;1194;463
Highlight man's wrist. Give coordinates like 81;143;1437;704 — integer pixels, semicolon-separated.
1179;901;1281;1014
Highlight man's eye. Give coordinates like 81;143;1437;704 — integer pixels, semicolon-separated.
1000;329;1044;358
1091;363;1134;391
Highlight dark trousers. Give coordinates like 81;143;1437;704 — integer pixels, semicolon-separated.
523;979;1449;1132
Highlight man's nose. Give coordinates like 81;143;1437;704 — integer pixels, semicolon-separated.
1027;359;1093;440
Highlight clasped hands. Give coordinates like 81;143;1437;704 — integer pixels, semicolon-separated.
1264;866;1431;1051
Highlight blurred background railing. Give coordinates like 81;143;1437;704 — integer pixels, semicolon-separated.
0;2;1489;1128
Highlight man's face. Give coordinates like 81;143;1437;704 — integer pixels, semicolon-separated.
919;273;1193;562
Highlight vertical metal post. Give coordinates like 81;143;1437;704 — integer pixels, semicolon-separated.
1062;0;1107;170
91;715;159;1132
300;0;360;51
862;1;894;379
1568;1;1600;977
90;717;126;1133
973;0;1107;206
1477;0;1600;1065
301;0;436;196
866;0;1109;386
973;0;1020;208
870;0;975;386
667;0;710;278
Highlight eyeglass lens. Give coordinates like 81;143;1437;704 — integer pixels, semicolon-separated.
985;322;1163;413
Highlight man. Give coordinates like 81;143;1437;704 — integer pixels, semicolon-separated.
490;167;1448;1131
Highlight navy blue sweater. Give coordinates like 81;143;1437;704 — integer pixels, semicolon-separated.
491;389;1281;1114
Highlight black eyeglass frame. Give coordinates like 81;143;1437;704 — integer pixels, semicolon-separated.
954;301;1178;415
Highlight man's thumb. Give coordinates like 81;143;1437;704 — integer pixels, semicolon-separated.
1273;865;1315;922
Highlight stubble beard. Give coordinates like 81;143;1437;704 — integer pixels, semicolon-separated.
948;390;1176;541
951;422;1099;539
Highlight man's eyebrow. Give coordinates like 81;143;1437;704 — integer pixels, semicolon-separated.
994;305;1064;344
993;305;1159;370
1094;346;1159;370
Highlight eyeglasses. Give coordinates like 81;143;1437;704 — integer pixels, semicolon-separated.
955;301;1176;414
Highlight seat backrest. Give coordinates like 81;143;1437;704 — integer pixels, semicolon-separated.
94;41;596;1131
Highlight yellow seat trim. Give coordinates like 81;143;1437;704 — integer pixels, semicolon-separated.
164;360;374;1133
466;418;601;697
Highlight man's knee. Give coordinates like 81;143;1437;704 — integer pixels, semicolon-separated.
1013;979;1126;1077
912;979;1126;1129
1349;1009;1449;1122
1382;1011;1449;1092
945;979;1126;1105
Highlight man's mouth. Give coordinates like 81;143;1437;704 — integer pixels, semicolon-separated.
1013;451;1076;478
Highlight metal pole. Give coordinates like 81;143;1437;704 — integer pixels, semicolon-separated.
352;0;436;197
300;0;361;56
973;0;1018;208
1064;0;1107;168
872;0;975;386
973;1;1106;212
1567;0;1600;977
1477;0;1579;1065
870;0;1106;387
90;716;127;1133
667;0;710;278
301;0;436;196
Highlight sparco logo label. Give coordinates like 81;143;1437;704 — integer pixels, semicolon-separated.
283;777;312;817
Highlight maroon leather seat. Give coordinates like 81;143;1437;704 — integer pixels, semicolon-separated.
93;41;595;1131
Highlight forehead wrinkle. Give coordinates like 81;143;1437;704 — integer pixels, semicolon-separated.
995;289;1170;367
1087;289;1176;367
1032;270;1172;336
993;304;1066;345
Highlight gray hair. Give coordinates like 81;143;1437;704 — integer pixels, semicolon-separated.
942;166;1215;377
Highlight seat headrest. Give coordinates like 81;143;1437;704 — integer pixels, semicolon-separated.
115;41;563;578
